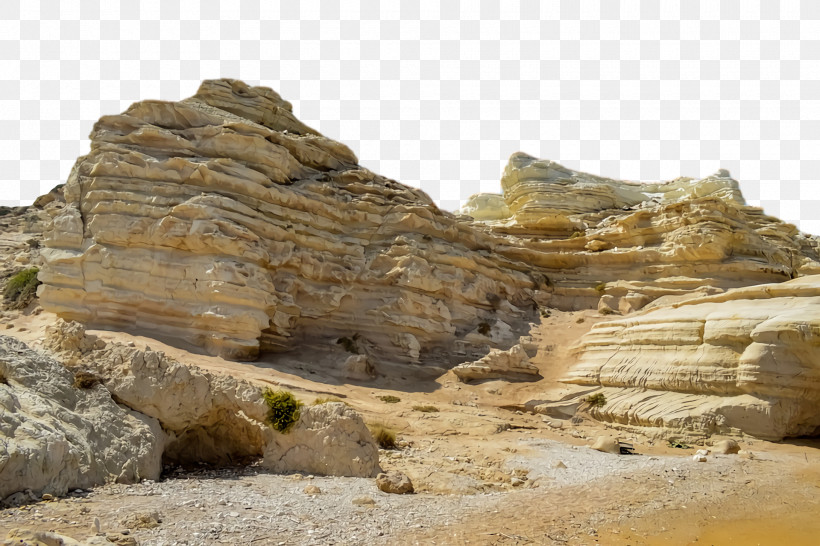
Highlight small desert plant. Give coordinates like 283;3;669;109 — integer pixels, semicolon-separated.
263;389;303;433
594;283;607;293
576;317;585;324
585;393;607;408
73;371;102;389
369;423;397;449
412;405;439;413
3;267;41;309
0;373;7;385
600;307;614;315
477;322;491;336
337;333;361;354
570;231;583;239
313;396;347;406
379;395;401;404
667;440;691;449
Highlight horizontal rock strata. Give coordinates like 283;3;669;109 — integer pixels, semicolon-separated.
39;79;542;362
561;276;820;440
463;153;820;311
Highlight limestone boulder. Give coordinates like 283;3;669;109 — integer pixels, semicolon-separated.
0;336;164;500
263;402;381;477
590;436;620;454
376;471;414;494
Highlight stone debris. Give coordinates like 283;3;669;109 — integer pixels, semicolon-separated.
590;437;621;454
376;471;414;494
713;439;741;455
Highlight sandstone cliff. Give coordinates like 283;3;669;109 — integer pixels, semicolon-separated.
463;153;820;311
38;79;543;362
561;275;820;440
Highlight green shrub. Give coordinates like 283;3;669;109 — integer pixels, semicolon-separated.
477;322;491;336
600;307;614;315
313;396;347;406
379;395;401;404
667;440;692;449
369;423;397;449
594;283;607;293
263;389;303;433
3;267;41;309
73;371;101;389
412;405;439;413
570;231;583;239
585;393;607;408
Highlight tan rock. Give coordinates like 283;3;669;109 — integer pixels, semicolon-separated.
563;276;820;440
38;79;542;364
713;439;741;455
376;471;414;494
453;344;540;382
263;402;381;478
303;485;321;495
590;436;620;454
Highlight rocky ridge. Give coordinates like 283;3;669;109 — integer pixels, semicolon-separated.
38;79;544;363
463;153;820;311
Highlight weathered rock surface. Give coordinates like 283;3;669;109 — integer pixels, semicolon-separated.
43;319;381;476
462;153;820;312
590;436;620;455
562;276;820;440
0;335;164;500
452;344;540;382
38;78;542;362
263;402;380;477
376;471;414;494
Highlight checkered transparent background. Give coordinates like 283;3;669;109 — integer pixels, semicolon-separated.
1;0;818;234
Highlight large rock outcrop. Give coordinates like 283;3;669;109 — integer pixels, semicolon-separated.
463;153;820;311
42;319;381;477
0;335;164;499
561;276;820;440
38;79;543;362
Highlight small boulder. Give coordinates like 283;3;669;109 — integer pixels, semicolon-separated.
376;471;414;494
351;496;376;506
303;485;321;495
713;439;740;455
590;436;620;454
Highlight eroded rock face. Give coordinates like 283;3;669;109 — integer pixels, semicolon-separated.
38;78;541;362
452;344;540;382
41;319;380;477
462;154;820;312
562;276;820;440
0;336;164;499
262;402;381;477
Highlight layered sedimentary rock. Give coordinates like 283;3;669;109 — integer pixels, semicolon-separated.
463;153;820;311
39;79;542;362
562;276;820;440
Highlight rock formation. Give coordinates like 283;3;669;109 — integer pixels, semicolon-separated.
0;335;163;499
263;402;380;477
562;275;820;440
0;320;381;500
453;343;540;382
463;153;820;311
38;79;543;362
